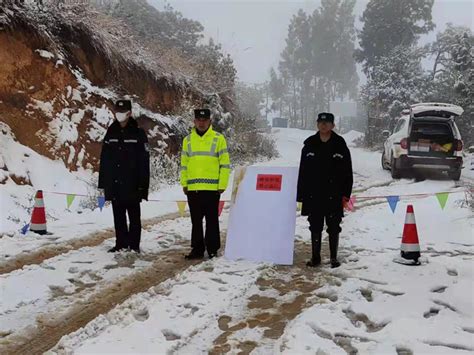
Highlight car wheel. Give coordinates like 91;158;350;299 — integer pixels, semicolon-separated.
448;169;461;181
391;156;402;179
381;151;389;170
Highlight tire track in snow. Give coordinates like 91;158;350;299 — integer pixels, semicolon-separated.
0;212;184;275
0;239;197;355
206;240;341;354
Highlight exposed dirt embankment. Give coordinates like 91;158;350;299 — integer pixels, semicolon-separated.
0;5;213;180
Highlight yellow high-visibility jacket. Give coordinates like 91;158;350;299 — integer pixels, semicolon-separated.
180;127;231;191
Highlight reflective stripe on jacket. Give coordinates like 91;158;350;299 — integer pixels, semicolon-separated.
180;126;230;191
98;119;150;201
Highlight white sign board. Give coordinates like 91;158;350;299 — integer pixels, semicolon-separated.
225;166;298;265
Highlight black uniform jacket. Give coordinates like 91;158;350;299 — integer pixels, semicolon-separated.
98;119;150;202
297;131;353;216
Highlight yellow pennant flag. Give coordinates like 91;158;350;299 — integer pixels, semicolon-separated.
66;194;76;209
177;201;187;217
436;192;449;210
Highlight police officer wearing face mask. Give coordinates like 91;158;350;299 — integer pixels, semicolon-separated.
98;99;150;253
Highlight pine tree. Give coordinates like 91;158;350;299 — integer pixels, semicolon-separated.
451;31;473;145
276;1;358;129
356;0;435;75
426;26;473;145
279;9;311;127
194;38;237;93
311;0;358;113
361;45;429;115
99;0;204;55
356;0;435;145
268;67;285;117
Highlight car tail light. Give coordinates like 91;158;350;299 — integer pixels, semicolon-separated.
400;138;408;150
455;139;463;151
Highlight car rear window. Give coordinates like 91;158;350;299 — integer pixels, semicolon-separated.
411;122;452;136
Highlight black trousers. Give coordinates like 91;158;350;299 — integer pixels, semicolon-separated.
187;190;220;254
308;210;342;260
308;211;342;235
111;200;141;250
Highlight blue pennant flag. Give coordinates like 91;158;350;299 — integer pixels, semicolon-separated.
98;196;106;211
21;223;30;235
386;195;400;213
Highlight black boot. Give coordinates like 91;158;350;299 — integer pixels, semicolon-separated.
329;234;340;268
307;233;322;267
108;246;126;253
184;250;204;260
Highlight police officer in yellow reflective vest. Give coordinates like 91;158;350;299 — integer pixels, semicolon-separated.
181;109;231;259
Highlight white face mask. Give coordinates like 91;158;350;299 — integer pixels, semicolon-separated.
116;112;129;122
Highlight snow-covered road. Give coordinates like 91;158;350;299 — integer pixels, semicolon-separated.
0;128;472;354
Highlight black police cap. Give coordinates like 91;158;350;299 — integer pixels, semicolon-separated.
317;112;334;123
115;99;132;112
194;109;211;119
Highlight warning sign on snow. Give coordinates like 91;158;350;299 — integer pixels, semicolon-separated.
225;166;297;265
256;174;282;191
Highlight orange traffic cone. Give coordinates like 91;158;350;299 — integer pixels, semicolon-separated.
30;190;48;235
397;204;421;265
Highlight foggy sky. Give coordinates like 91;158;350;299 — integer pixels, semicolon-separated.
149;0;474;85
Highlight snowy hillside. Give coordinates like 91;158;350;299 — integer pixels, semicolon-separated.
0;4;194;173
0;128;472;354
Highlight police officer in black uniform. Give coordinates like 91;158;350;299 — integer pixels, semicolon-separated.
297;112;353;268
98;99;150;253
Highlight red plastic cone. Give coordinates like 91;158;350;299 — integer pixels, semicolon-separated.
30;190;47;235
400;205;420;264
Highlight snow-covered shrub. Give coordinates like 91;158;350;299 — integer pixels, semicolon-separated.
149;154;180;192
228;131;278;166
78;174;105;211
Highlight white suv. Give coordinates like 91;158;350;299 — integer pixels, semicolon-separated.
381;103;464;180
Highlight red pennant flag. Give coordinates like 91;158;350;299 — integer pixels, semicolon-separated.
347;196;356;211
218;201;225;216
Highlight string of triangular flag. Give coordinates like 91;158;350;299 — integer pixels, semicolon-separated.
359;190;459;213
66;194;75;209
176;200;226;217
36;188;473;215
20;193;36;235
18;188;472;234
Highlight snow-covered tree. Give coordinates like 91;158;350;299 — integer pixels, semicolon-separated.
97;0;204;55
428;26;473;145
278;9;311;127
356;0;435;75
268;67;285;116
360;45;432;143
311;0;358;104
94;0;236;95
193;38;237;94
274;0;358;129
361;45;430;114
225;83;277;163
356;0;435;146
